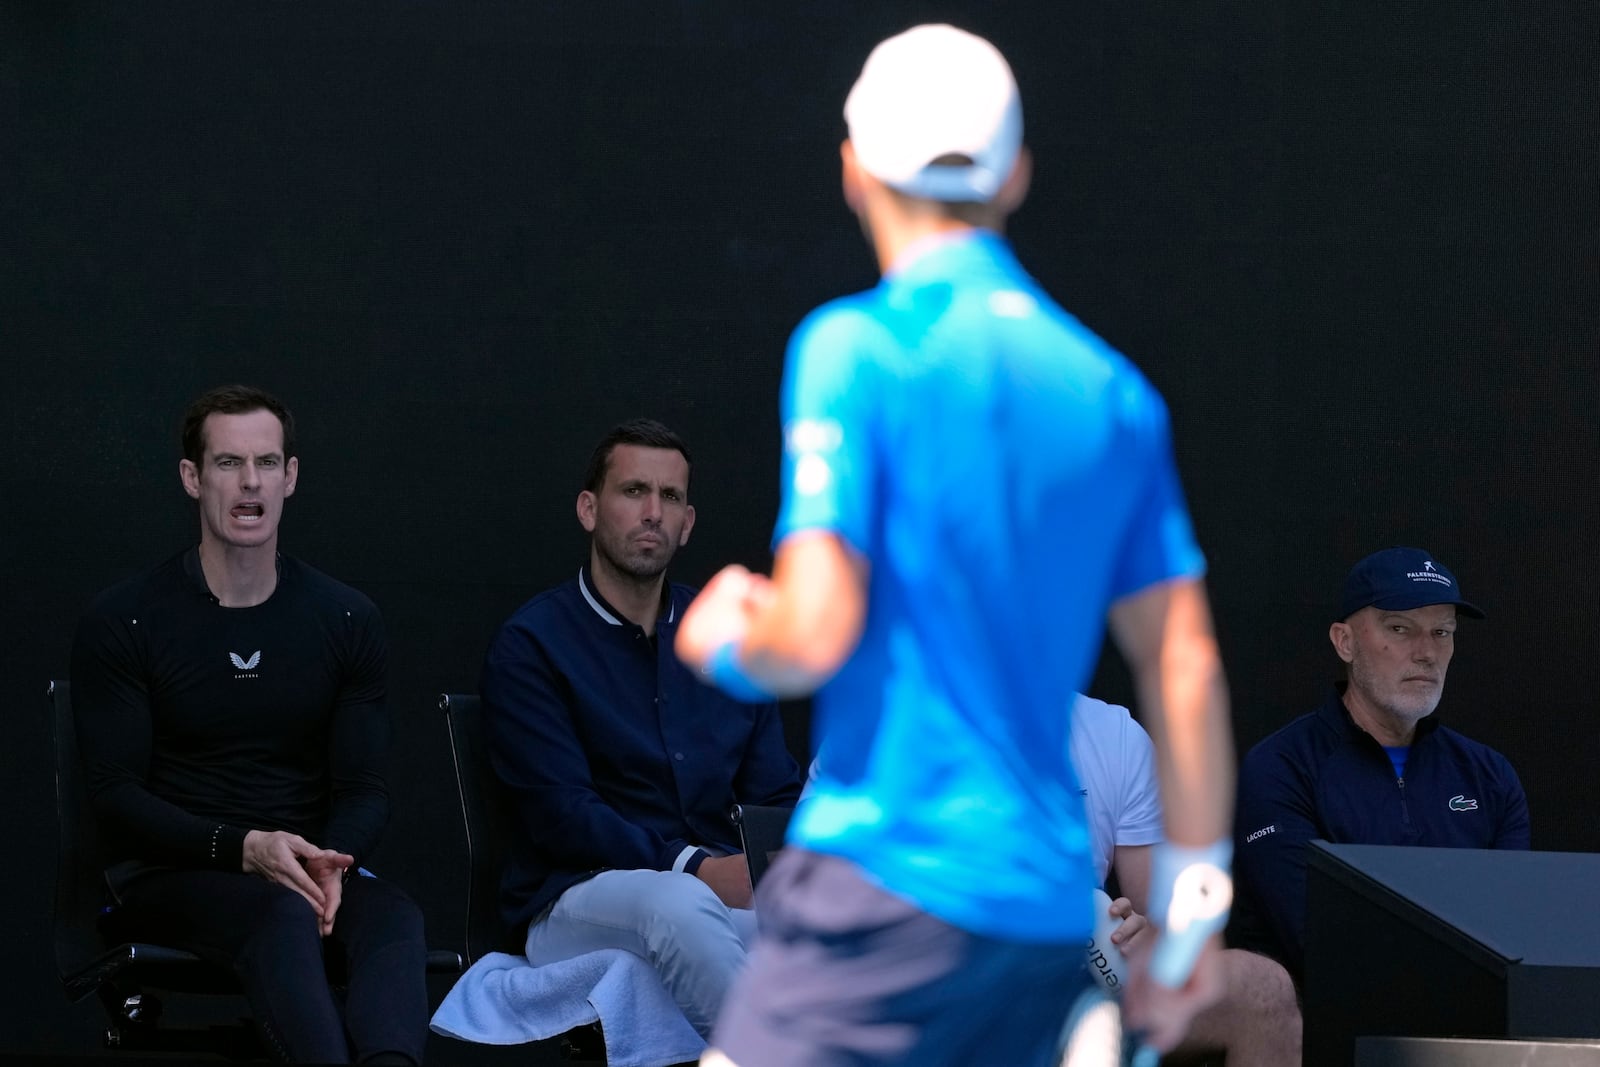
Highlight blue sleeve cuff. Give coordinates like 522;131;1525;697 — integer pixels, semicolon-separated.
706;640;776;703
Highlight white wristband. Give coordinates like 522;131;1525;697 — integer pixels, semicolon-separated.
1147;840;1233;989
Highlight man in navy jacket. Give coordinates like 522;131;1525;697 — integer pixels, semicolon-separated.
1233;546;1529;982
480;419;801;1038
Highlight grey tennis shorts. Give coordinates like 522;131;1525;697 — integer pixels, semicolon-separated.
713;848;1093;1067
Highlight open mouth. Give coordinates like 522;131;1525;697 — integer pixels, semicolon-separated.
231;503;265;521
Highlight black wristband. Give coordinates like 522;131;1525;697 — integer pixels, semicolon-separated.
683;848;711;877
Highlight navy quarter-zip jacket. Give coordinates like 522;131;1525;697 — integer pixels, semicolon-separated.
1231;686;1528;980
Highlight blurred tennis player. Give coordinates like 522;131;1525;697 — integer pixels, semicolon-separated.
678;24;1236;1067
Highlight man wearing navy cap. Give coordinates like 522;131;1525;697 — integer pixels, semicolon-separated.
1232;546;1530;983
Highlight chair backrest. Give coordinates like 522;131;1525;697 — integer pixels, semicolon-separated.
49;679;113;987
439;693;515;965
733;803;794;890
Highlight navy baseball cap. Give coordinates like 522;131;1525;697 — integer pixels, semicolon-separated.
1338;547;1485;621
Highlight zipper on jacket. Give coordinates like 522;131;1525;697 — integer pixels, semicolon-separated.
1396;776;1411;829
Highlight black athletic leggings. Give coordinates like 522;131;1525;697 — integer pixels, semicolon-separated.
110;869;428;1064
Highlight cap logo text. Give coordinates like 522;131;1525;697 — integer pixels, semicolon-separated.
1407;562;1452;587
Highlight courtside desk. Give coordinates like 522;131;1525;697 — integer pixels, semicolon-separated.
1304;841;1600;1067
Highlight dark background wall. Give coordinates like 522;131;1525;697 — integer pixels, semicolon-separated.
3;1;1596;1055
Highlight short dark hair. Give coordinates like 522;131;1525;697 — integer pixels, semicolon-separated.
582;418;692;495
181;385;296;466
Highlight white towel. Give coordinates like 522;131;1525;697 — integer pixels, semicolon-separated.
430;950;707;1067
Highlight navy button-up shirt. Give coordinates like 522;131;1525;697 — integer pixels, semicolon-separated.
481;565;801;931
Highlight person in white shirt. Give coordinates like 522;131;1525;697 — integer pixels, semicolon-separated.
1072;695;1302;1067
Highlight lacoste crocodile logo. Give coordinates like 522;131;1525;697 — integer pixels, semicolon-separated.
229;651;262;670
1449;795;1478;811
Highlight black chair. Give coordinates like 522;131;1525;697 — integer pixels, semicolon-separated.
50;679;263;1056
438;692;516;966
51;680;462;1056
730;803;793;890
437;692;604;1061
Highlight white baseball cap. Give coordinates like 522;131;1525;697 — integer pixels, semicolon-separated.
844;24;1023;203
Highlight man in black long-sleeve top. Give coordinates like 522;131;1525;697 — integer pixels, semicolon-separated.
71;385;428;1065
481;419;801;1039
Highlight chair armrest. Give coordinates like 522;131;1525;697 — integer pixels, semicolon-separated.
426;949;464;974
62;943;207;1004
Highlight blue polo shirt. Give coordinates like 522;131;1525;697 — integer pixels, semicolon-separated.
481;566;801;931
776;230;1205;942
